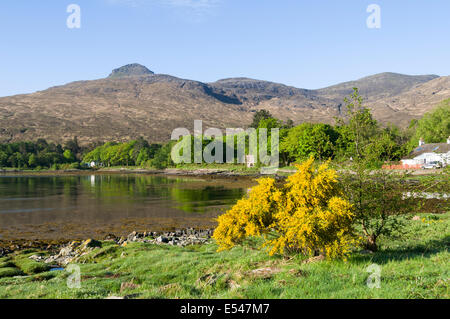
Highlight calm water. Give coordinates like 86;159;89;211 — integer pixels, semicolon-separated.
0;174;255;241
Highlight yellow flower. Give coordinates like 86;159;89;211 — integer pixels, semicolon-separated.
212;157;357;259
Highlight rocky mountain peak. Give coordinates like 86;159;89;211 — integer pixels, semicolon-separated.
108;64;154;78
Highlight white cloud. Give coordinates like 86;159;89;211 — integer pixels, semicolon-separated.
105;0;220;10
104;0;141;7
104;0;221;21
165;0;220;9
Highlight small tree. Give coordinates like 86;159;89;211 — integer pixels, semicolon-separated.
335;88;378;161
338;88;416;251
342;168;416;251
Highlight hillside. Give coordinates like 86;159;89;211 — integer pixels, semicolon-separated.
369;76;450;126
0;65;447;144
316;72;439;102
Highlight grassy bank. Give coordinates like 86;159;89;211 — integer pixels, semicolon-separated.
0;211;448;299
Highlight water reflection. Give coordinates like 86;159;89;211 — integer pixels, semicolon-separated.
0;174;255;240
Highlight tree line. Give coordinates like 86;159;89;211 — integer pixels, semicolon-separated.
0;139;80;169
82;137;169;168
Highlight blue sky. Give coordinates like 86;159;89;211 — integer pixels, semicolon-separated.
0;0;449;97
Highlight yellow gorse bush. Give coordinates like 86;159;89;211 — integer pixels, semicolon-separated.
213;157;357;259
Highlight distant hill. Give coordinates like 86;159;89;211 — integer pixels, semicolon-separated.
316;72;439;102
0;64;447;144
369;76;450;127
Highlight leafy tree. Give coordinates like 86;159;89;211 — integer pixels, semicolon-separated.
336;89;417;251
28;154;37;167
0;151;7;167
363;127;409;165
250;109;273;128
283;119;294;129
63;150;76;163
257;117;283;130
335;88;378;161
334;91;410;164
83;146;103;164
64;137;81;159
408;99;450;150
151;142;174;169
36;139;48;149
281;123;339;163
136;149;150;166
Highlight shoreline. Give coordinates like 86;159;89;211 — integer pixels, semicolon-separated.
0;166;444;177
0;228;214;257
0;167;268;178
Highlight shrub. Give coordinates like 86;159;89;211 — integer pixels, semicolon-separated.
213;157;357;259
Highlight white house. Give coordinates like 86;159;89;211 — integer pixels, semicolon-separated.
246;155;256;168
89;161;99;168
401;137;450;168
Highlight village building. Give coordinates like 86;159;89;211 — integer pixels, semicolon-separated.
399;137;450;169
245;155;256;168
83;161;100;168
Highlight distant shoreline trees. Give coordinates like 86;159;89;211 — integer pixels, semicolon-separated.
82;137;164;168
0;94;448;170
0;139;75;170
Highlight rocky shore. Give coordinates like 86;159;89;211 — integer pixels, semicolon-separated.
0;228;214;263
44;229;213;266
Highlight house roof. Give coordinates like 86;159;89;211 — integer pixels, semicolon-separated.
406;143;450;159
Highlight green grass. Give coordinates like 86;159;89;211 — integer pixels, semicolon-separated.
0;268;24;278
0;212;448;299
12;254;51;275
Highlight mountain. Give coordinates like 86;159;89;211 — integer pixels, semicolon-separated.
0;65;447;144
108;63;154;78
316;72;439;102
369;76;450;127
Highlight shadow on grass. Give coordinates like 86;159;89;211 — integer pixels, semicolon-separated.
351;235;450;265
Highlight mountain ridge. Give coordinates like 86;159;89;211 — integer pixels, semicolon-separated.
0;65;447;144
